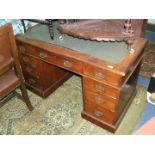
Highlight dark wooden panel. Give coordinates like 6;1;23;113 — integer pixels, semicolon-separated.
17;41;72;98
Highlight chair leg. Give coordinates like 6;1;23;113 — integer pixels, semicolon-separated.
20;83;33;111
21;19;27;33
0;92;16;108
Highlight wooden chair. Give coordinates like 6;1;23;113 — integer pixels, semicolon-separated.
0;23;33;111
21;19;56;40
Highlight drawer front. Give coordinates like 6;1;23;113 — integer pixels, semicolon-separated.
37;50;83;74
23;72;43;90
18;43;56;62
22;66;40;79
84;91;118;112
52;56;83;74
84;64;123;86
20;54;37;68
84;100;116;124
83;77;120;98
18;43;37;56
18;43;83;74
19;55;40;78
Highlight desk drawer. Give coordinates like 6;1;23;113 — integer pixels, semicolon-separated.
84;100;116;124
36;50;83;74
83;77;120;98
84;91;118;112
23;72;43;90
18;43;37;56
52;56;83;74
18;43;83;74
19;55;40;78
22;65;41;80
84;64;123;86
20;55;37;68
18;43;56;61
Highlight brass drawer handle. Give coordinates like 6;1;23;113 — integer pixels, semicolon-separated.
95;96;105;104
39;52;48;59
25;67;32;73
19;46;26;54
22;56;29;62
96;85;104;93
64;61;72;68
28;78;36;85
95;72;105;79
94;110;103;117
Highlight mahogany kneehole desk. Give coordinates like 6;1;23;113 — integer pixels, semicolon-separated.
15;23;147;133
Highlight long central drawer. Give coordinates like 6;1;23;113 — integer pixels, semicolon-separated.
18;43;83;74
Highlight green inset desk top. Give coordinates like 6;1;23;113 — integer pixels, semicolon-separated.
23;22;129;64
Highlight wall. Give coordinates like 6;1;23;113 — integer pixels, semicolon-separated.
148;19;155;25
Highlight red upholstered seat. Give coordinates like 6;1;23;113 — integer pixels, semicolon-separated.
0;70;21;98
